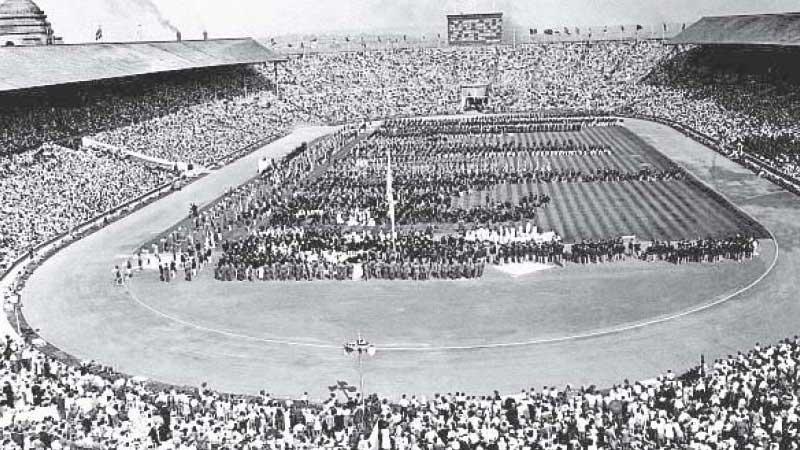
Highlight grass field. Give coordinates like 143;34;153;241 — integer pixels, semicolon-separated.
448;126;767;242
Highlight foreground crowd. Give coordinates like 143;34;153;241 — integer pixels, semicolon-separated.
3;329;800;449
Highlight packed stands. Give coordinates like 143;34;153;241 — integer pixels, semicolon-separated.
0;39;290;271
0;145;171;270
3;11;800;450
3;328;800;448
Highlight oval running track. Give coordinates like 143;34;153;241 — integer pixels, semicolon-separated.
18;119;800;398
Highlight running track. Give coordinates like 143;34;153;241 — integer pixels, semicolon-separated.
18;118;800;398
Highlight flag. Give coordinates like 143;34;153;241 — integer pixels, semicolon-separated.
403;35;406;41
682;23;686;31
563;27;570;35
377;36;381;42
636;24;643;31
368;422;380;450
95;26;102;41
311;37;318;42
529;28;535;35
603;26;608;33
576;27;580;35
345;36;350;42
663;23;668;32
621;25;625;32
544;29;553;35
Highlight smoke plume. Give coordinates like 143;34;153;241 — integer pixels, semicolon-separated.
131;0;179;33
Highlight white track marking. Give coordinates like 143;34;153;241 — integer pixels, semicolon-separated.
379;238;777;351
119;119;780;353
123;282;340;350
124;234;777;353
739;191;792;202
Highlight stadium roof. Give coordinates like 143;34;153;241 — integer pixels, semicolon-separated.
0;37;286;92
0;0;44;16
671;12;800;47
446;12;503;20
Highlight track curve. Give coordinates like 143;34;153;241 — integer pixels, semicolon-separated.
19;119;800;398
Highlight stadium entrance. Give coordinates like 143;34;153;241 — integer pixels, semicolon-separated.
461;83;490;111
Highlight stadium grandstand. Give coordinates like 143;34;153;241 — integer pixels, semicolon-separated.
653;11;800;192
0;38;286;92
671;11;800;47
3;0;800;448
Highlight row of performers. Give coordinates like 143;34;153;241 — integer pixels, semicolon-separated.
214;259;488;281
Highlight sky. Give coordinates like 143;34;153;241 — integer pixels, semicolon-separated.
30;0;800;43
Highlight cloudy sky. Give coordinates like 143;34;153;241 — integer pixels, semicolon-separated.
32;0;799;43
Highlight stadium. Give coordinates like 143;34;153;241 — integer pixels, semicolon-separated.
2;0;800;448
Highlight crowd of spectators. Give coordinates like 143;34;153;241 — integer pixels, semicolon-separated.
92;88;307;168
0;145;172;271
276;42;800;182
4;328;800;449
0;66;272;156
1;33;799;449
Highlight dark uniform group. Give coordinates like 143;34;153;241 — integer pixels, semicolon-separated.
215;260;355;281
644;237;757;263
568;239;630;264
566;236;757;264
362;259;486;280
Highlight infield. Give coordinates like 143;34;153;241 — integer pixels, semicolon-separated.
18;118;796;398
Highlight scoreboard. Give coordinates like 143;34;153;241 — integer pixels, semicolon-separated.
447;12;504;46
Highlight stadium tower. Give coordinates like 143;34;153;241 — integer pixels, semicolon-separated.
0;0;61;46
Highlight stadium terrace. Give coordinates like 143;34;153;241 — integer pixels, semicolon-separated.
2;2;800;449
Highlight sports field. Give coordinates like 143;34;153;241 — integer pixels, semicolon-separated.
18;118;799;399
449;126;767;242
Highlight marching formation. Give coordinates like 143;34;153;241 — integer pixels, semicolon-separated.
196;114;758;283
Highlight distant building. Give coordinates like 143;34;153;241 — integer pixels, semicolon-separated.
447;12;503;46
0;0;62;46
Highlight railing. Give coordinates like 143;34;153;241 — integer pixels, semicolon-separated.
0;130;298;301
1;181;176;297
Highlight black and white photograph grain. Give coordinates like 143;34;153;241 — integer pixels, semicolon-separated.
1;0;800;448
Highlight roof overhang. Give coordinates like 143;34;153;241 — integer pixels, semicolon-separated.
0;37;284;93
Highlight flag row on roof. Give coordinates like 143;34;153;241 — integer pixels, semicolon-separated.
529;23;686;37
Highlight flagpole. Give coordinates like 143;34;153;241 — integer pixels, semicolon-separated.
386;146;396;252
